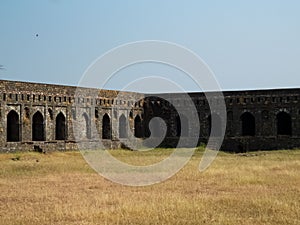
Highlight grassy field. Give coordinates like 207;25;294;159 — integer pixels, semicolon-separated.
0;148;299;225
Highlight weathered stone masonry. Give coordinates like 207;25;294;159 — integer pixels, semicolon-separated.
0;80;144;152
1;79;300;152
145;89;300;152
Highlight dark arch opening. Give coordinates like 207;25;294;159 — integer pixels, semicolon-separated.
277;112;292;135
134;115;143;138
241;112;255;136
48;108;53;120
95;108;99;119
83;113;91;139
208;114;222;137
7;110;20;142
56;112;66;140
175;114;189;137
32;111;45;141
102;114;111;139
119;114;127;138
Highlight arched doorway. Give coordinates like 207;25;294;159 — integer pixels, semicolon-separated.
134;115;143;138
102;114;111;139
277;112;292;135
56;112;66;140
119;114;127;138
240;112;255;136
7;110;20;142
32;111;45;141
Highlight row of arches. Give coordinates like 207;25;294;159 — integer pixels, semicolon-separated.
102;114;143;139
172;111;293;138
77;113;143;140
211;111;292;137
7;109;293;142
7;110;66;142
6;110;143;142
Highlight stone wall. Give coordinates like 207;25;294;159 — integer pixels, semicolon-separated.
1;79;300;152
0;80;144;152
143;89;300;152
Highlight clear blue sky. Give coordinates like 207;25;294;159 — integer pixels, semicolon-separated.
0;0;299;92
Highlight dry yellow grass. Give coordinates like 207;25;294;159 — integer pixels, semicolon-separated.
0;148;299;225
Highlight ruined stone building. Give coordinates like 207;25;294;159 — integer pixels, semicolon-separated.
1;79;300;152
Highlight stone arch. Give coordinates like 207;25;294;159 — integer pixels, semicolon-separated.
129;111;133;119
32;111;45;141
208;113;222;137
56;112;66;140
95;108;99;119
102;113;111;139
175;114;189;137
277;112;292;135
134;115;143;138
48;108;53;120
7;110;20;142
240;112;255;136
119;114;127;138
82;113;91;139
